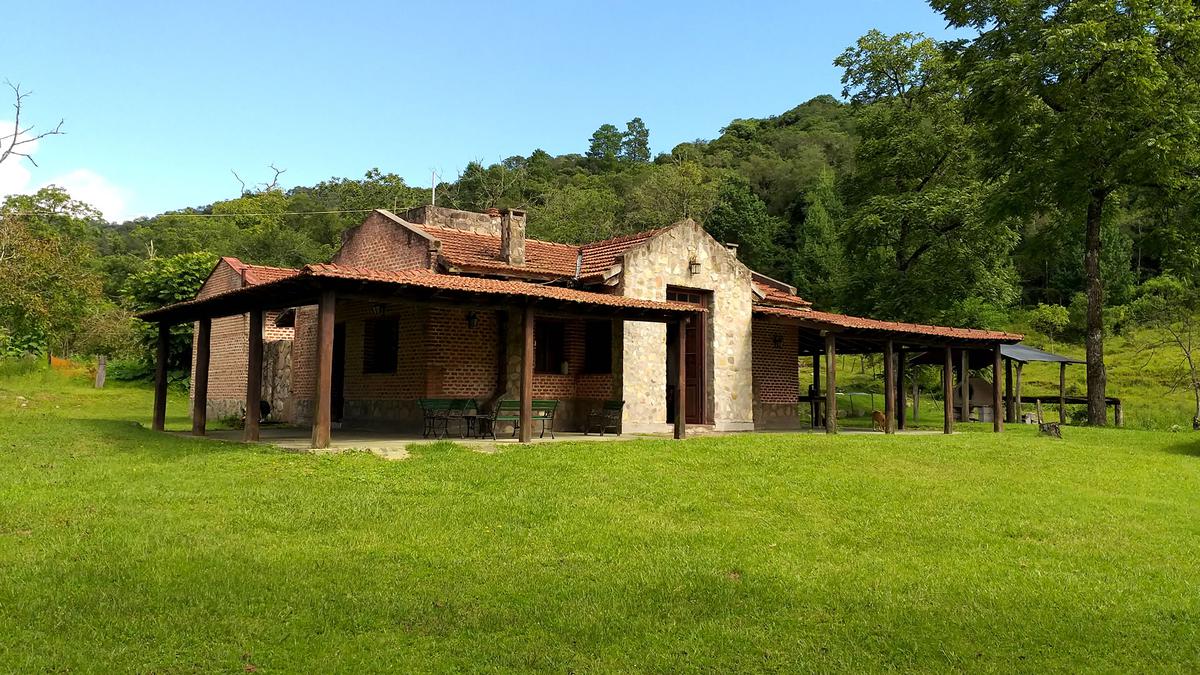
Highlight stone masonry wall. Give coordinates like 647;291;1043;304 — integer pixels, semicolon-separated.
617;220;755;432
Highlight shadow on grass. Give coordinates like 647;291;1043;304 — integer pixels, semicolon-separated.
74;417;279;459
1163;437;1200;458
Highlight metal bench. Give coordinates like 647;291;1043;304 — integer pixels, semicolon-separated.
418;398;477;439
585;399;624;436
485;399;558;440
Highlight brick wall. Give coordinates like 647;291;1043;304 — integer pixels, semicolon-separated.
189;259;298;421
334;210;432;272
751;317;802;429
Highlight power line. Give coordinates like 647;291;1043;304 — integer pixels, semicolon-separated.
6;207;385;219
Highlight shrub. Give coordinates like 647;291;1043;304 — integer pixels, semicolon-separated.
1029;303;1070;339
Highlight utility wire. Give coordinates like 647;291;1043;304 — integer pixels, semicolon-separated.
6;208;385;219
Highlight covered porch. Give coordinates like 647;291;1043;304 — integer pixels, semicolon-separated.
753;306;1024;434
138;264;701;448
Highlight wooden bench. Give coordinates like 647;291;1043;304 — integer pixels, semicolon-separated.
485;399;558;440
585;400;624;436
418;398;477;439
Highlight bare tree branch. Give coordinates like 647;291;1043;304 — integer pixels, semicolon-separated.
0;81;64;167
231;170;248;195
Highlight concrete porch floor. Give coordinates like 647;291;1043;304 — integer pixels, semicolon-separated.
180;424;943;460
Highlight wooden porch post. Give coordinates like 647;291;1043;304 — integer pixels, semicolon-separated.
520;305;534;443
992;344;1003;433
825;333;837;434
883;339;896;434
811;353;821;429
896;348;907;430
192;318;211;436
943;346;954;434
1005;358;1015;423
960;349;971;424
152;322;170;432
1059;362;1067;424
244;309;264;442
312;290;335;449
674;317;687;440
1014;362;1024;424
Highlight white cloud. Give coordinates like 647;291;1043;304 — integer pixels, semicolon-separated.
0;120;132;222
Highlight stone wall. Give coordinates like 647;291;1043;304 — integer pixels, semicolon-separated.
617;220;755;432
399;205;501;236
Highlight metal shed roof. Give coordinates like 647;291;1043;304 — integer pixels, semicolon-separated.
1000;343;1084;365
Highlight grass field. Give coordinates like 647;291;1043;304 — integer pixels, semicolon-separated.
2;368;1199;672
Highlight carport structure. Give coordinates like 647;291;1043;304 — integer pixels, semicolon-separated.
754;306;1023;434
137;264;701;447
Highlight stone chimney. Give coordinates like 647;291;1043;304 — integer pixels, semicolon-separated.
500;208;527;266
725;243;739;259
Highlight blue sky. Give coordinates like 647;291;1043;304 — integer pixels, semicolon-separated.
1;1;963;221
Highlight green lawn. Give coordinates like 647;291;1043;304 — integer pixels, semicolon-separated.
2;369;1199;672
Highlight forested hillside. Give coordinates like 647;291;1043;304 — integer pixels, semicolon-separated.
4;6;1200;428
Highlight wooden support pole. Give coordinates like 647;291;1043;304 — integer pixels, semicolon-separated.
94;355;107;389
152;322;170;432
1005;358;1015;423
520;305;534;443
312;291;336;449
674;317;687;440
896;348;907;430
992;344;1003;433
244;309;264;442
1059;362;1067;425
883;340;896;434
825;333;837;434
943;346;954;434
1014;362;1024;424
192;318;211;436
811;353;821;429
960;349;971;424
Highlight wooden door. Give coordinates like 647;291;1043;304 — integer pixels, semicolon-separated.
666;288;707;425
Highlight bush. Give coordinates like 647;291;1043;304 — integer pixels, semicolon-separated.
1029;303;1070;339
0;355;42;377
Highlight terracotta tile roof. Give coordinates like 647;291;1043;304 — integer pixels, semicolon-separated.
420;225;579;277
220;256;300;286
577;227;671;278
302;264;702;313
753;280;812;308
754;304;1022;342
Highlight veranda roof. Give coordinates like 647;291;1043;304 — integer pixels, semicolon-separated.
137;263;702;324
753;304;1023;350
1000;343;1084;364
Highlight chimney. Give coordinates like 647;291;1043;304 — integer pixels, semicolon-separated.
725;242;739;259
500;208;527;266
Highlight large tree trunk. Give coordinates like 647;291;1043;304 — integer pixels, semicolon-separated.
1084;189;1108;425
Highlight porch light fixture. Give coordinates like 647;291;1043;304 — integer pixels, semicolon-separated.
772;334;784;349
371;303;387;317
688;257;701;275
465;311;478;329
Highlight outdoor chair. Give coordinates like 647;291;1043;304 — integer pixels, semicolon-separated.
484;399;559;440
420;398;478;439
584;399;624;436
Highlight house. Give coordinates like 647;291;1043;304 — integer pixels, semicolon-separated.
139;205;1022;446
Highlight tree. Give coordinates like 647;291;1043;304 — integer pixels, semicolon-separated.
0;81;64;167
586;124;624;172
528;182;622;243
930;0;1200;424
1131;275;1200;430
123;252;218;372
624;161;720;230
835;30;1019;323
792;167;845;307
706;177;784;276
621;117;650;163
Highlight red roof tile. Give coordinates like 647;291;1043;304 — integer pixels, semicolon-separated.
219;256;299;286
303;264;701;313
754;304;1022;342
577;227;671;278
420;225;579;277
753;280;812;308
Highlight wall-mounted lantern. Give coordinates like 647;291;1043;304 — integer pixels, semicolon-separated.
465;311;479;329
772;334;784;349
371;303;387;317
688;257;701;275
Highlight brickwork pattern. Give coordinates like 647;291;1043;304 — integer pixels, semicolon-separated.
751;317;803;430
333;211;432;272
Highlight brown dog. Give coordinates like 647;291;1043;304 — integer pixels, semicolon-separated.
872;410;887;431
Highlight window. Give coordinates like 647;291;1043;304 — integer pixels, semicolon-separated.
583;320;612;374
363;318;399;374
534;320;565;374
